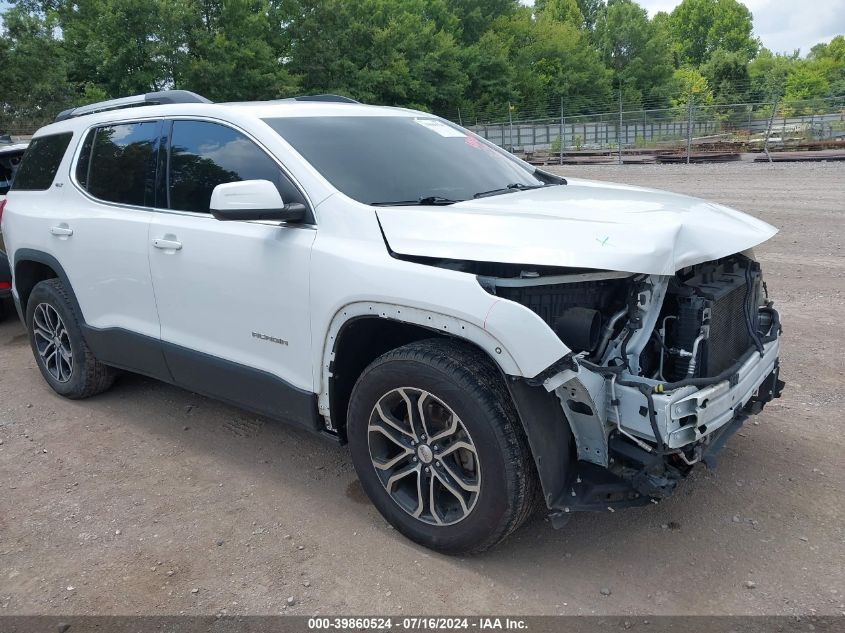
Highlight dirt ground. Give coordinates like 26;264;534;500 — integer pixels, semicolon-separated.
0;162;843;616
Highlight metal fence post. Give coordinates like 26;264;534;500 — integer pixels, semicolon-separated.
559;97;564;165
508;102;514;151
686;92;694;164
618;89;623;165
763;95;780;163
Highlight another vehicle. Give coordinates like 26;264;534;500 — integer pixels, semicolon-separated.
0;247;10;320
0;140;28;320
0;91;784;553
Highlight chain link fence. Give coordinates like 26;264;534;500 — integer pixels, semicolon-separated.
457;94;845;163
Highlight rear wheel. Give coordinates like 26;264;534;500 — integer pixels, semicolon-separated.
26;279;116;399
347;338;538;554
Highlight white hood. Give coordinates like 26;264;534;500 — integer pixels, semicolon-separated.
375;178;777;275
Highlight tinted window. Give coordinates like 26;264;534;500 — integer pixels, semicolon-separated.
168;120;304;213
83;122;159;206
11;133;73;191
75;130;94;190
263;116;541;205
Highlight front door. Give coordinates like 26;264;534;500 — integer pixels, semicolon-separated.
148;119;317;428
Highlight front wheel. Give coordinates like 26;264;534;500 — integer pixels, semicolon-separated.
347;339;538;554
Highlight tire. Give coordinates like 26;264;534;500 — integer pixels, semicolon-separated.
347;338;538;554
0;298;7;322
26;278;116;399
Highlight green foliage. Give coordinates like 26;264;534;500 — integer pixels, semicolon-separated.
595;0;674;108
284;0;467;113
670;67;713;107
0;0;842;131
0;6;73;121
575;0;605;31
535;0;584;27
510;6;612;116
669;0;758;66
701;48;750;103
175;0;299;101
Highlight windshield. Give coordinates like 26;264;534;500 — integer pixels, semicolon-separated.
263;115;543;205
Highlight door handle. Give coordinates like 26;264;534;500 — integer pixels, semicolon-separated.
50;226;73;236
153;238;182;251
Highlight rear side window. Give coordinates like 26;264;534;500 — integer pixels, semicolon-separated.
168;120;305;213
76;121;160;206
11;133;73;191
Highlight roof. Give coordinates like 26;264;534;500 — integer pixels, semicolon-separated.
35;93;430;138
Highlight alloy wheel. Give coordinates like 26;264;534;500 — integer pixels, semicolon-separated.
32;302;73;383
367;387;481;526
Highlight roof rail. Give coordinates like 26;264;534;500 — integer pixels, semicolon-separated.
287;94;359;104
54;90;212;122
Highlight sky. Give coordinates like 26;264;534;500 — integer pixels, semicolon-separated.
615;0;843;56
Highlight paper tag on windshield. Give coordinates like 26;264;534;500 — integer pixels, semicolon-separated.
415;118;466;138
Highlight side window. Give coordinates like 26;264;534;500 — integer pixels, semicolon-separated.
168;120;305;213
75;130;94;189
11;133;73;191
78;121;159;207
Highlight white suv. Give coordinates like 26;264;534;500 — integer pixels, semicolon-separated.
0;91;784;553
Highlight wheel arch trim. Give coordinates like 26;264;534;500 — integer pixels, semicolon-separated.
318;302;522;430
12;249;82;322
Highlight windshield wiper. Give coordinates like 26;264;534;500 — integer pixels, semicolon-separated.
370;196;463;206
472;183;547;199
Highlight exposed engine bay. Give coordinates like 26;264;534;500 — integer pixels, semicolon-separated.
477;253;785;521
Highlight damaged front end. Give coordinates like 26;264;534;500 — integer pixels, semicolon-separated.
480;254;785;526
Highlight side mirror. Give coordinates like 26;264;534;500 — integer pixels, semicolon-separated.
210;180;307;223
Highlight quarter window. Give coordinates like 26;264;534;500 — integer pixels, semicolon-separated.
78;122;160;206
167;120;305;213
11;133;73;191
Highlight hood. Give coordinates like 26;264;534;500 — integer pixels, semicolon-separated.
375;178;777;275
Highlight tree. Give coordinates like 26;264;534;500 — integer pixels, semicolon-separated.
594;0;674;108
535;0;584;27
284;0;468;113
669;0;758;66
459;27;519;121
701;48;750;103
0;6;73;122
175;0;299;101
493;7;612;117
576;0;605;31
807;35;845;97
57;0;183;96
670;67;713;108
748;48;795;102
443;0;517;44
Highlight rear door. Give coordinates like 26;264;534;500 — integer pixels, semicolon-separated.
148;119;317;428
60;120;168;377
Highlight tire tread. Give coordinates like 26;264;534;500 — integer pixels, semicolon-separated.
30;279;115;399
357;338;539;553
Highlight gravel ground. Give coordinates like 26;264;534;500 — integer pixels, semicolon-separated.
0;162;843;616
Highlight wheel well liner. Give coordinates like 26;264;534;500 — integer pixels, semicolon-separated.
328;317;446;438
13;249;76;319
328;314;572;507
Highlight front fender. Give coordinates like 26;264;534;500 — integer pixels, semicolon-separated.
317;301;525;423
